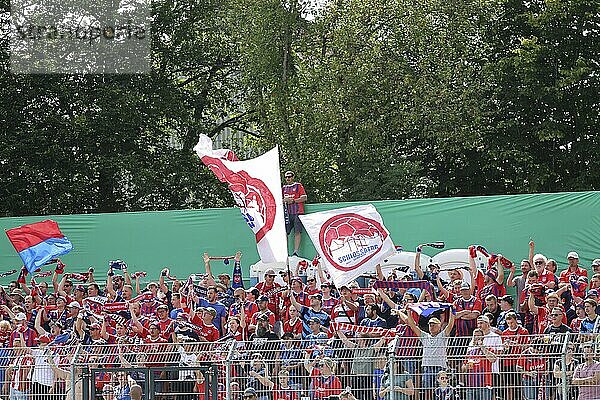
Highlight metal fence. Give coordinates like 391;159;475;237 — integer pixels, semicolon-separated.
1;333;599;400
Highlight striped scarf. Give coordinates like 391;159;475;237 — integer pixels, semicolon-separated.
329;322;395;337
372;280;434;297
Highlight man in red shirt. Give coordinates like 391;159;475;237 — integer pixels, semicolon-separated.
282;170;307;256
255;269;283;333
501;312;530;400
191;307;220;342
559;251;588;283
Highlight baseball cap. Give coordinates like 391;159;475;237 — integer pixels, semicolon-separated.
257;295;269;302
15;312;26;321
428;317;441;325
217;273;231;279
68;301;81;308
204;307;217;316
146;282;159;289
477;315;491;324
592;259;600;267
460;281;471;290
499;295;514;305
587;289;599;298
308;316;321;324
243;387;257;397
309;293;323;300
264;268;276;276
567;251;579;259
75;285;86;292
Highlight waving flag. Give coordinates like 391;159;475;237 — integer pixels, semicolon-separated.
408;302;453;318
5;220;73;274
194;134;287;263
299;204;395;288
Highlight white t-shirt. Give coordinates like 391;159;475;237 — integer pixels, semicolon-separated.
420;331;448;368
483;331;503;373
31;347;57;387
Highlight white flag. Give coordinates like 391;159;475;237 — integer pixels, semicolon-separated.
194;135;287;263
299;204;395;288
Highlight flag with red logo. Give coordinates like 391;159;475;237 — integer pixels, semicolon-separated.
194;134;287;263
299;204;395;288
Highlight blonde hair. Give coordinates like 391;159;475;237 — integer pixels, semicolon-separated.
0;320;10;331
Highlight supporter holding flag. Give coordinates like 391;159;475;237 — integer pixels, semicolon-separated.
401;307;455;400
5;220;73;274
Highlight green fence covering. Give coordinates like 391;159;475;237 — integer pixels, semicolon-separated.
1;191;599;284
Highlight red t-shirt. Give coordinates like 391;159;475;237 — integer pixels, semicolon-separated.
559;267;588;283
310;368;342;399
282;183;306;214
273;384;299;400
501;326;530;367
283;318;303;337
464;347;493;387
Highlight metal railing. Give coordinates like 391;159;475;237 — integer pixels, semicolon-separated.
0;333;598;400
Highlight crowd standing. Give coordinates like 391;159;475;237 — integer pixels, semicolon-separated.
1;239;600;400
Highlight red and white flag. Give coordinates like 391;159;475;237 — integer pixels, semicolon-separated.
299;204;395;288
194;134;287;263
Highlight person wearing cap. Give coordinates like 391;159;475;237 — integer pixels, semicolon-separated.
559;251;588;284
330;285;358;326
9;311;38;348
282;170;307;257
590;272;600;291
190;306;221;342
249;313;279;343
255;268;283;334
401;306;455;400
476;314;503;395
290;286;330;338
197;285;227;335
453;280;483;337
229;287;259;327
305;317;332;358
500;312;530;400
496;295;518;332
572;341;600;399
304;275;321;296
249;296;276;334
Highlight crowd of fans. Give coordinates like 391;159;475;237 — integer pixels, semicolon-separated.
1;241;600;400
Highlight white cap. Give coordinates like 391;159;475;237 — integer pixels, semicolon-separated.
567;251;579;259
15;312;26;321
68;301;82;308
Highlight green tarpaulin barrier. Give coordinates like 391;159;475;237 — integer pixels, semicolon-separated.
1;191;598;284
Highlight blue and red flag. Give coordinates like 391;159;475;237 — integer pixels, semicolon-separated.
5;220;73;274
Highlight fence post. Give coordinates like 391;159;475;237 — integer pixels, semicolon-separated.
560;333;569;400
225;340;236;400
71;343;83;400
388;336;398;400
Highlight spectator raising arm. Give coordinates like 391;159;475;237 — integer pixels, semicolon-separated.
202;253;217;287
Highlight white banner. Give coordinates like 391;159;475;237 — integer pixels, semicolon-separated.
299;204;395;288
194;135;287;263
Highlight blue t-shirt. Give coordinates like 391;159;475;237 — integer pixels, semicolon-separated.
198;299;228;334
299;306;330;337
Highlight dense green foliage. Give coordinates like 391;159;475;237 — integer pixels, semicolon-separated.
1;0;598;216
